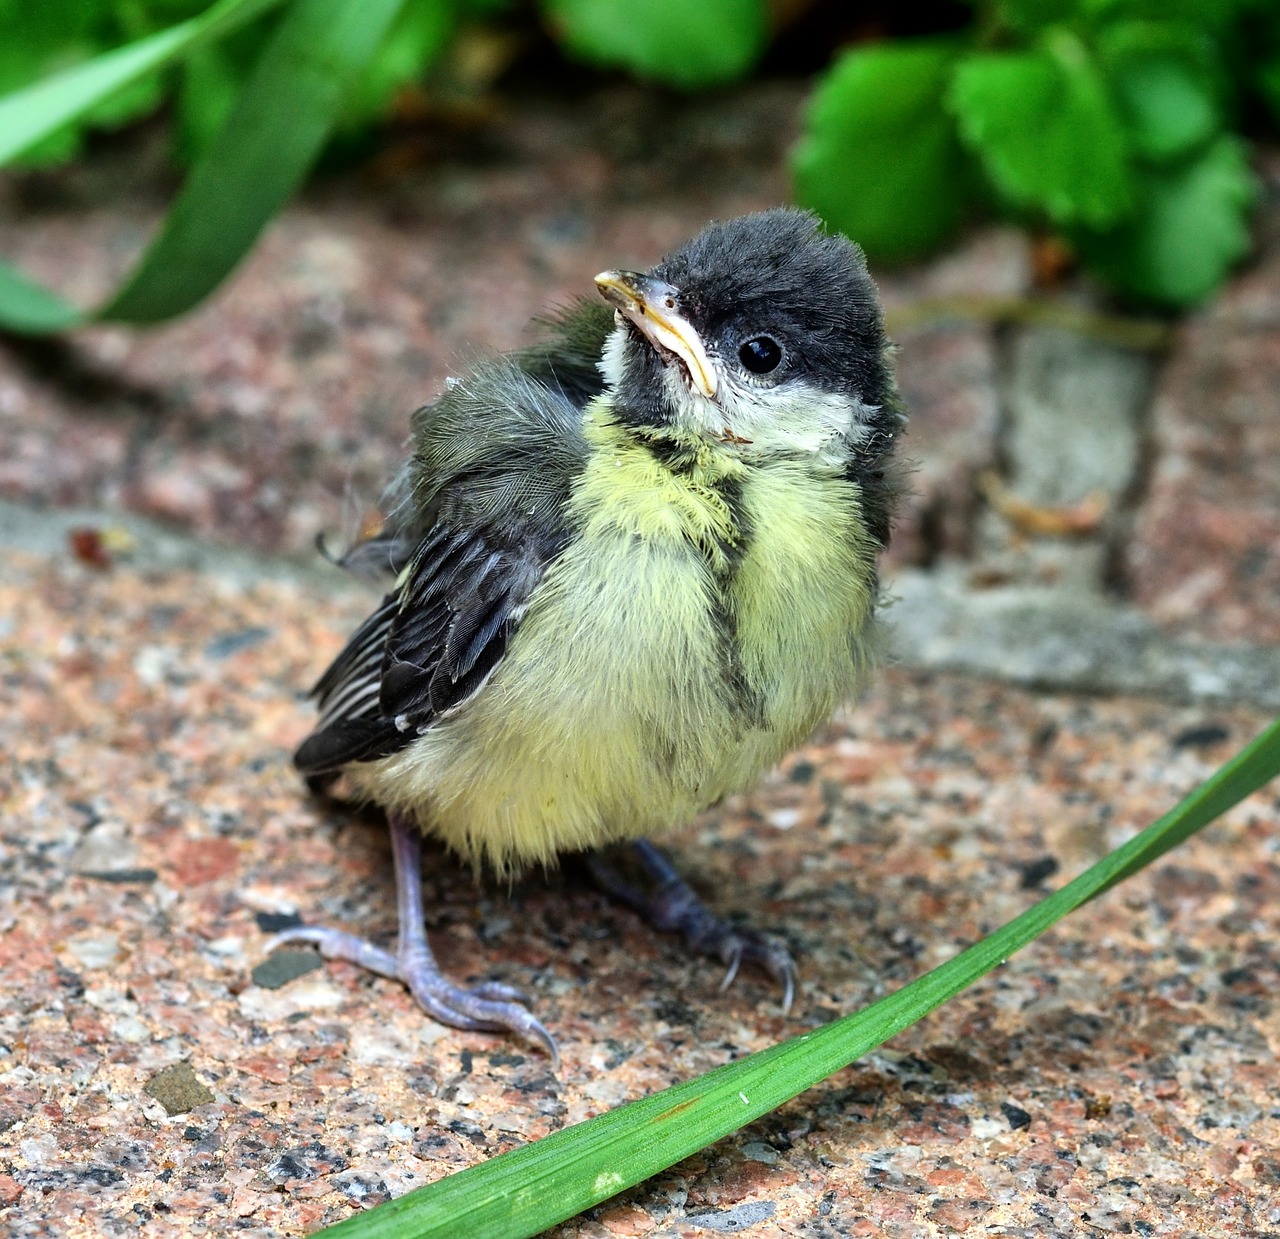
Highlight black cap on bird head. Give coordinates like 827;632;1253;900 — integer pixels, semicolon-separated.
594;208;893;445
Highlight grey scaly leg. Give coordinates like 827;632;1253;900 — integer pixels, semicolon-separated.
265;813;558;1065
587;838;796;1012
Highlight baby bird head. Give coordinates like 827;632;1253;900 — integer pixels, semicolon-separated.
595;208;894;455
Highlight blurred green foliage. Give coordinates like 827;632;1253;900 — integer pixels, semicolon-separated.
0;0;508;164
0;0;773;167
1;0;1279;321
795;0;1280;306
543;0;767;88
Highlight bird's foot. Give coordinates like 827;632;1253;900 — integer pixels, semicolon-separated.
260;813;558;1065
587;839;796;1012
265;924;558;1065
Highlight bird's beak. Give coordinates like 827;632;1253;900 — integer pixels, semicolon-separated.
594;271;717;400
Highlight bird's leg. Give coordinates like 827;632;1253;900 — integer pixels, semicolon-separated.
264;813;558;1064
587;838;796;1012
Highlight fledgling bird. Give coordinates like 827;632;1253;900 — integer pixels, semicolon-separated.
268;208;905;1061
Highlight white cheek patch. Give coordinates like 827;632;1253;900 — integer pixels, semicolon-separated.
660;367;724;438
600;325;875;468
598;322;629;391
674;373;875;466
731;380;876;457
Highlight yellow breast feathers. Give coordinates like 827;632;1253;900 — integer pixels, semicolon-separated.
350;405;879;871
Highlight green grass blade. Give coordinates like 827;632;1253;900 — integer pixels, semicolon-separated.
0;260;82;334
99;0;407;324
0;0;407;334
0;0;285;167
316;714;1280;1239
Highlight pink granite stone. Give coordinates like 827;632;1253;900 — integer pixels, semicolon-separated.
2;547;1277;1236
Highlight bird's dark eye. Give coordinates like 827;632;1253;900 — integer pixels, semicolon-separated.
738;336;783;375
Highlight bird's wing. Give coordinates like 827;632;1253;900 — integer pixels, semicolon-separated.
294;353;591;778
311;300;612;588
293;523;553;775
514;297;615;406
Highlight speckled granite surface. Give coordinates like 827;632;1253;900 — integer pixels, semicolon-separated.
3;83;1279;655
3;69;1280;1239
2;547;1277;1237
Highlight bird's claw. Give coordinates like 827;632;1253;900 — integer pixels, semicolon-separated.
263;925;557;1066
713;929;796;1014
589;840;798;1012
401;966;559;1068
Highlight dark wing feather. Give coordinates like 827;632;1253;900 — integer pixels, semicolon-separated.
378;530;545;726
293;530;548;777
514;298;614;405
294;337;596;779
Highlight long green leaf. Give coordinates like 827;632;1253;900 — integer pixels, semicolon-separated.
0;259;85;335
0;0;285;167
317;715;1280;1239
0;0;407;332
100;0;406;322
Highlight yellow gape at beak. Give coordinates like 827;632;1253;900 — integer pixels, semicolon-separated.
594;271;718;400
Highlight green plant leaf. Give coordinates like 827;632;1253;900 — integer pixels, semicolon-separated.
948;30;1132;227
995;0;1077;36
0;4;174;163
1261;58;1280;126
1073;134;1257;306
1082;0;1247;37
0;0;408;333
1098;20;1221;163
541;0;767;88
102;0;407;323
5;126;85;169
176;30;262;163
82;65;167;128
311;716;1280;1239
0;261;85;335
0;7;104;97
0;0;283;167
1239;0;1280;125
792;40;967;262
340;0;456;131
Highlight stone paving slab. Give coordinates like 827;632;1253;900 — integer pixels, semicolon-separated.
889;568;1280;712
2;546;1278;1237
5;84;1278;661
0;84;810;559
1125;207;1280;645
